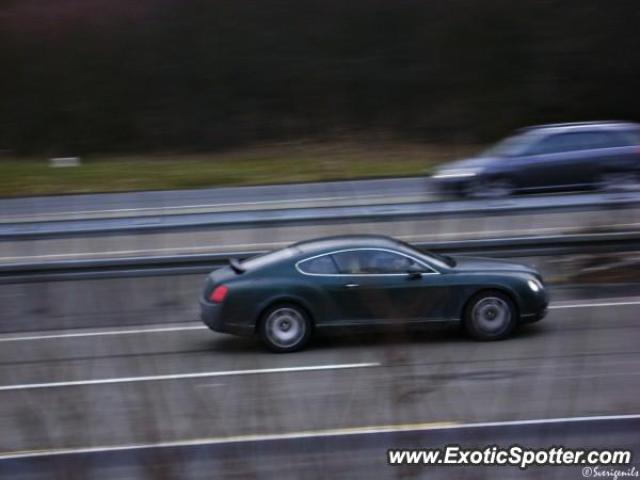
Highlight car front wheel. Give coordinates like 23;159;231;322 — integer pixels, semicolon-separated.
464;291;516;340
259;304;312;352
465;177;515;198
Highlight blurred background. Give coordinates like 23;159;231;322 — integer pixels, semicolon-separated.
1;1;640;479
1;0;640;193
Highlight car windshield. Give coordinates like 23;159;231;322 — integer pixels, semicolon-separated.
425;250;456;268
479;131;542;158
393;240;456;267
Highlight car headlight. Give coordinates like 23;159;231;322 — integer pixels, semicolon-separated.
527;279;542;292
431;168;481;179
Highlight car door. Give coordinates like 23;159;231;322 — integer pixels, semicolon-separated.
294;253;350;324
514;132;595;189
588;130;640;182
329;249;449;324
563;130;625;185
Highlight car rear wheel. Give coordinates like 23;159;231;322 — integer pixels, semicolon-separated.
464;291;516;340
259;304;312;352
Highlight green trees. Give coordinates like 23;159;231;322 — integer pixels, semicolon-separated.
1;0;638;155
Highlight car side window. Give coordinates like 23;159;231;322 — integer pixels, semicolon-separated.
611;130;638;147
527;131;623;155
622;129;640;145
332;250;426;274
298;255;339;274
575;131;623;149
524;136;558;155
527;134;576;154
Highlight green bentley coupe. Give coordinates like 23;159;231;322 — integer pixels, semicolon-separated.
200;235;548;352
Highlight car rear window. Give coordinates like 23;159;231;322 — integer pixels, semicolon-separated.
297;255;339;274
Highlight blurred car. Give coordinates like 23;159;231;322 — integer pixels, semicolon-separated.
431;121;640;197
200;235;548;352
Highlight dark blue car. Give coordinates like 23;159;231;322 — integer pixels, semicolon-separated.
431;121;640;197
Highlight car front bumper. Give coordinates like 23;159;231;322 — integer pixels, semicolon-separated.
520;288;549;323
520;303;548;323
430;176;474;195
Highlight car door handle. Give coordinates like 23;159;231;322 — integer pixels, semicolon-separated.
344;283;360;288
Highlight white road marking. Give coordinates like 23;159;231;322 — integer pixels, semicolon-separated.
0;324;208;343
549;299;640;309
551;371;640;381
0;243;291;262
2;222;640;262
0;362;379;392
455;413;640;429
1;413;638;460
0;297;638;344
0;243;288;262
1;192;424;222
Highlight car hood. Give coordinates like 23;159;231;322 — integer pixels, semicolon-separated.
449;256;538;275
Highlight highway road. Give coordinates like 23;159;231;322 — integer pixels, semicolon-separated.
2;203;639;264
1;174;639;266
1;297;639;478
2;178;640;478
2;173;640;270
0;177;430;222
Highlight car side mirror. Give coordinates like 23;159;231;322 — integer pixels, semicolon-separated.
407;264;423;279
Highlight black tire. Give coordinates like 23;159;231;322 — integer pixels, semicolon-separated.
598;171;640;193
466;177;514;198
259;303;312;352
464;291;517;341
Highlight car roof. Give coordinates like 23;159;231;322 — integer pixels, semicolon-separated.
290;235;404;255
518;121;640;135
239;235;414;271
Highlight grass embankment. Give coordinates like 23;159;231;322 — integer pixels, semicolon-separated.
0;141;479;197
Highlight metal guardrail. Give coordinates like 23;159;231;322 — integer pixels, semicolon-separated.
1;231;638;284
2;191;640;240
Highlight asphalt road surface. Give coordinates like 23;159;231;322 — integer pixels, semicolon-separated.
0;297;639;478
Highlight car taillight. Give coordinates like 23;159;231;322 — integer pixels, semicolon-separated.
209;285;228;303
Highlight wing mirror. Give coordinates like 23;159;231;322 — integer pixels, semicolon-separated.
407;264;423;279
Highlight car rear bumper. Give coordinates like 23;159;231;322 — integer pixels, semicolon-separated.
200;300;254;336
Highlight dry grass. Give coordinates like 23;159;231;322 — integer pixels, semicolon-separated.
0;141;481;197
